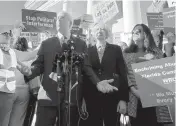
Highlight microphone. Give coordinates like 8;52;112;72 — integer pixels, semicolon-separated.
62;43;69;52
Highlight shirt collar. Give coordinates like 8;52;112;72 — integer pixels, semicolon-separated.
96;41;107;49
57;32;68;46
57;32;65;40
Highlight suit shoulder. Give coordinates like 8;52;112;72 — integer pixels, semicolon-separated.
73;36;86;46
108;43;121;50
42;37;58;45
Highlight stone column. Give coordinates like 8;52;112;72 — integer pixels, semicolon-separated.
122;0;142;45
123;0;142;33
87;0;93;14
63;0;68;11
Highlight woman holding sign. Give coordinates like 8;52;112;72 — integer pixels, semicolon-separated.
124;24;172;126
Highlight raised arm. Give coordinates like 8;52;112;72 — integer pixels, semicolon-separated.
18;42;45;82
14;48;39;62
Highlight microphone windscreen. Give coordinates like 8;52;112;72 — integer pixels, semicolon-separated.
62;43;69;51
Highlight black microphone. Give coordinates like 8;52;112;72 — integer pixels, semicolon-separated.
62;43;69;52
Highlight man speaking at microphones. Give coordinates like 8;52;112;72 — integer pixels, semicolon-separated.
17;11;117;126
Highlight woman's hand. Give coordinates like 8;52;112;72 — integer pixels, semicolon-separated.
144;53;154;60
131;86;140;99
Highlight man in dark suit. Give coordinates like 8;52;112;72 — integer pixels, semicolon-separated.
82;24;129;126
17;12;117;126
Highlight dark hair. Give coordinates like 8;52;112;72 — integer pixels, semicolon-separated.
124;24;157;54
14;37;28;51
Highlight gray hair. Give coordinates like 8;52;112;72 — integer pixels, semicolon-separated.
91;23;110;39
57;11;73;28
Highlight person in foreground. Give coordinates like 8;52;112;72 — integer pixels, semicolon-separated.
17;11;114;126
124;24;172;126
82;23;129;126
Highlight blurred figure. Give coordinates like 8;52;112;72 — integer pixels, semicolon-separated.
11;21;25;47
14;37;39;126
151;30;164;50
147;0;168;13
4;37;31;126
163;32;175;57
14;37;29;51
124;24;172;126
0;32;19;126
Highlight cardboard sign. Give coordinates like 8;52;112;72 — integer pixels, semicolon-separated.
30;32;40;48
163;7;175;34
131;57;175;108
71;19;82;35
92;0;119;24
167;0;176;8
147;12;164;30
80;14;94;29
22;9;57;34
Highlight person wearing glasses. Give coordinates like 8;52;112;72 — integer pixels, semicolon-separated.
0;31;19;126
124;24;172;126
0;28;39;126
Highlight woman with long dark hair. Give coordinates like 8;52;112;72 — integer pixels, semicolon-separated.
124;24;172;126
13;37;40;126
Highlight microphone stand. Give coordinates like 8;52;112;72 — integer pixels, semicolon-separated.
55;39;84;126
56;58;62;126
63;48;74;126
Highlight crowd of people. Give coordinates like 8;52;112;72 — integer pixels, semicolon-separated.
0;10;175;126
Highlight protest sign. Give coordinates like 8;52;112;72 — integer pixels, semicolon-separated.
167;0;176;8
92;0;119;24
80;14;94;29
163;6;175;34
71;19;82;35
147;12;164;31
30;32;40;48
22;9;57;34
131;57;175;108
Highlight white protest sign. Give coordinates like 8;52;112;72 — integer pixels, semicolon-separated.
167;0;176;8
92;0;119;24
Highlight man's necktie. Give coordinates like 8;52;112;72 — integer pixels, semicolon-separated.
97;46;104;63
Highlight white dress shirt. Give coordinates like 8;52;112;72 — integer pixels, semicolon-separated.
96;42;106;63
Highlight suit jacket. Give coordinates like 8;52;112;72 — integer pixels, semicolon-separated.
83;43;129;102
25;36;99;106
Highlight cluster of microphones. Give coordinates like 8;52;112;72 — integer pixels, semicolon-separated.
52;37;85;75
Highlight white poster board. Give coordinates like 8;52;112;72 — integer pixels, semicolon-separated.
92;0;119;24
